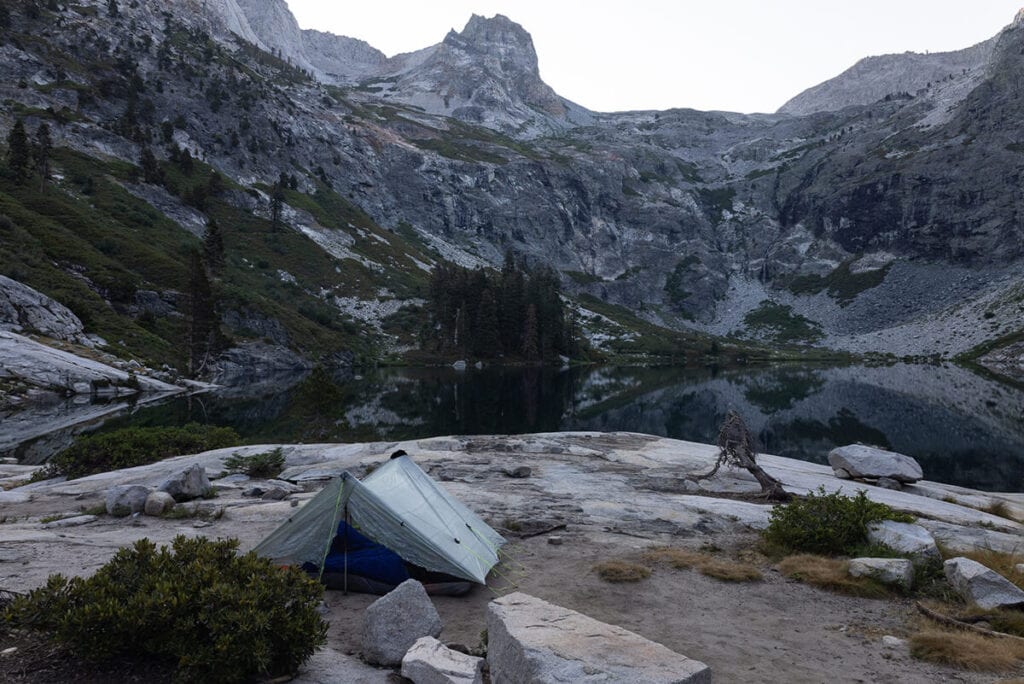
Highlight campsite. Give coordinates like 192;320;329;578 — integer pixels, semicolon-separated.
2;432;1023;682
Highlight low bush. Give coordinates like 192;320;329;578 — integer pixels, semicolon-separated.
223;447;286;478
46;424;241;479
763;487;914;556
4;536;326;682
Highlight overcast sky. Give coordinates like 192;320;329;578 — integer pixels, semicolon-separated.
285;1;1021;114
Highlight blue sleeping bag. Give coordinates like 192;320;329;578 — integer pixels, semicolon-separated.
319;520;410;586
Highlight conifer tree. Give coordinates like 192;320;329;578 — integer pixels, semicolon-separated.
522;304;540;361
203;219;225;274
32;122;51;182
139;145;162;184
186;250;216;376
107;0;119;18
474;289;501;358
6;119;30;182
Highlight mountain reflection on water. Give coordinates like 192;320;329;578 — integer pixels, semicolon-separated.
16;363;1024;492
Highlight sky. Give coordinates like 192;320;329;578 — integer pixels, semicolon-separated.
285;1;1022;114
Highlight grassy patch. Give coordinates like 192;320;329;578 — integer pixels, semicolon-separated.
642;547;763;582
777;555;891;598
909;629;1024;671
594;560;652;583
743;301;823;344
787;261;891;306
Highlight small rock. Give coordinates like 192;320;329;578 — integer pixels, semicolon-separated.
105;484;152;517
547;536;563;546
401;636;484;684
1;646;18;657
72;381;92;394
361;580;443;666
502;466;532;479
159;464;212;502
452;360;467;371
828;444;923;483
1015;563;1024;575
43;514;97;529
881;635;907;649
144;491;176;516
244;486;267;497
875;477;902;491
848;557;914;591
944;557;1024;610
866;521;940;564
261;487;290;501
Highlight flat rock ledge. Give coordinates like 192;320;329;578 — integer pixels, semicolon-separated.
486;592;711;683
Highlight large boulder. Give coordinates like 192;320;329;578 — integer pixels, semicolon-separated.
828;444;923;483
361;580;443;666
401;637;484;684
159;464;212;502
866;521;940;564
944;558;1024;610
105;484;152;517
848;557;914;591
487;592;710;683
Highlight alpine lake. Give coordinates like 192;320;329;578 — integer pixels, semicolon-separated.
6;362;1024;493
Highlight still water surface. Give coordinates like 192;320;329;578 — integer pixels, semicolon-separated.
9;363;1024;492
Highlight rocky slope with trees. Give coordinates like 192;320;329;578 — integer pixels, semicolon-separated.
0;0;1021;379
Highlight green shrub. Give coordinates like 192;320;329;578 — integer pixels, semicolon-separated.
763;487;914;556
47;423;241;479
5;536;326;683
223;447;285;478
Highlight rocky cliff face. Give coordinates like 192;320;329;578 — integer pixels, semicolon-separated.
779;38;996;116
0;0;1021;371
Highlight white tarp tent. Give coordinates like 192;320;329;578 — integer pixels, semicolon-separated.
254;455;505;584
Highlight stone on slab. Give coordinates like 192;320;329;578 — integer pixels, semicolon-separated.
144;491;176;516
401;636;484;684
848;557;914;591
944;557;1024;610
1015;563;1024;575
876;477;902;491
159;464;212;501
487;592;710;683
501;465;532;479
105;484;152;517
828;444;923;483
361;579;443;666
42;514;97;529
866;520;940;564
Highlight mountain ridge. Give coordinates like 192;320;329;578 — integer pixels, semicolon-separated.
0;0;1021;383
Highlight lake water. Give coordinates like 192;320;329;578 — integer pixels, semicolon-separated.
6;363;1024;492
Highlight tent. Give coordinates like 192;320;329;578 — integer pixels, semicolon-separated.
254;454;505;594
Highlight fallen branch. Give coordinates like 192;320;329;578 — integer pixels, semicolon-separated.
519;523;567;539
915;601;1024;643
